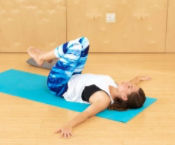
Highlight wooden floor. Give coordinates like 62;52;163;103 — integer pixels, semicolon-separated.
0;53;175;145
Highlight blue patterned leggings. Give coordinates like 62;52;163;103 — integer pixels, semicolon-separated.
47;37;89;97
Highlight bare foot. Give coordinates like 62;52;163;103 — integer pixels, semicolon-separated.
32;48;53;63
27;47;44;66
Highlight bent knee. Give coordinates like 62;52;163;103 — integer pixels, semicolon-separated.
79;36;89;49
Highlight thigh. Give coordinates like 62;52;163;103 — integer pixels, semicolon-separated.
73;37;90;75
47;42;82;96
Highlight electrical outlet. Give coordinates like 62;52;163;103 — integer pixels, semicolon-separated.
106;13;116;23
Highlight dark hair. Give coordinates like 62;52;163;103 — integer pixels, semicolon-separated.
108;88;146;111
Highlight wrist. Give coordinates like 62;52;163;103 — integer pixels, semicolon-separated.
64;123;73;129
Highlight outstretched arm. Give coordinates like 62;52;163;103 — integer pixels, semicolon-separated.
55;93;110;138
129;75;152;86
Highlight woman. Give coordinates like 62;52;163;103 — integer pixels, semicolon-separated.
27;36;151;138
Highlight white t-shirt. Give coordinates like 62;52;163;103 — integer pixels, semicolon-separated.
63;73;118;104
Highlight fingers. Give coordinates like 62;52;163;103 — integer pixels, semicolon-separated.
144;76;152;80
61;131;72;138
55;129;72;138
140;76;152;81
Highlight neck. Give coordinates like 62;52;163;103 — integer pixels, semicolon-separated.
109;85;120;100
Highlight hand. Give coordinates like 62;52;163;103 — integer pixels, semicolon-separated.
55;125;73;138
139;76;152;81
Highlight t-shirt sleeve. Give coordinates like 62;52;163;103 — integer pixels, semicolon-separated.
81;84;106;102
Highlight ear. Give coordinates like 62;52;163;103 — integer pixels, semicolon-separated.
121;94;128;101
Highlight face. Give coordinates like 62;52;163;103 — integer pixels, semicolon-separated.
117;81;139;100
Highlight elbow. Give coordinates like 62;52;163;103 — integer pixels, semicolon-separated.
84;111;95;119
88;112;96;118
87;114;94;119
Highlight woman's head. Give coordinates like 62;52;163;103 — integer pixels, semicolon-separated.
108;82;146;111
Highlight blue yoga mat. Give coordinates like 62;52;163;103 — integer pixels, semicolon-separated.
0;69;157;123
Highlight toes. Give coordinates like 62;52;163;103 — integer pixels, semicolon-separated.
27;47;35;54
35;48;42;53
27;47;44;66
